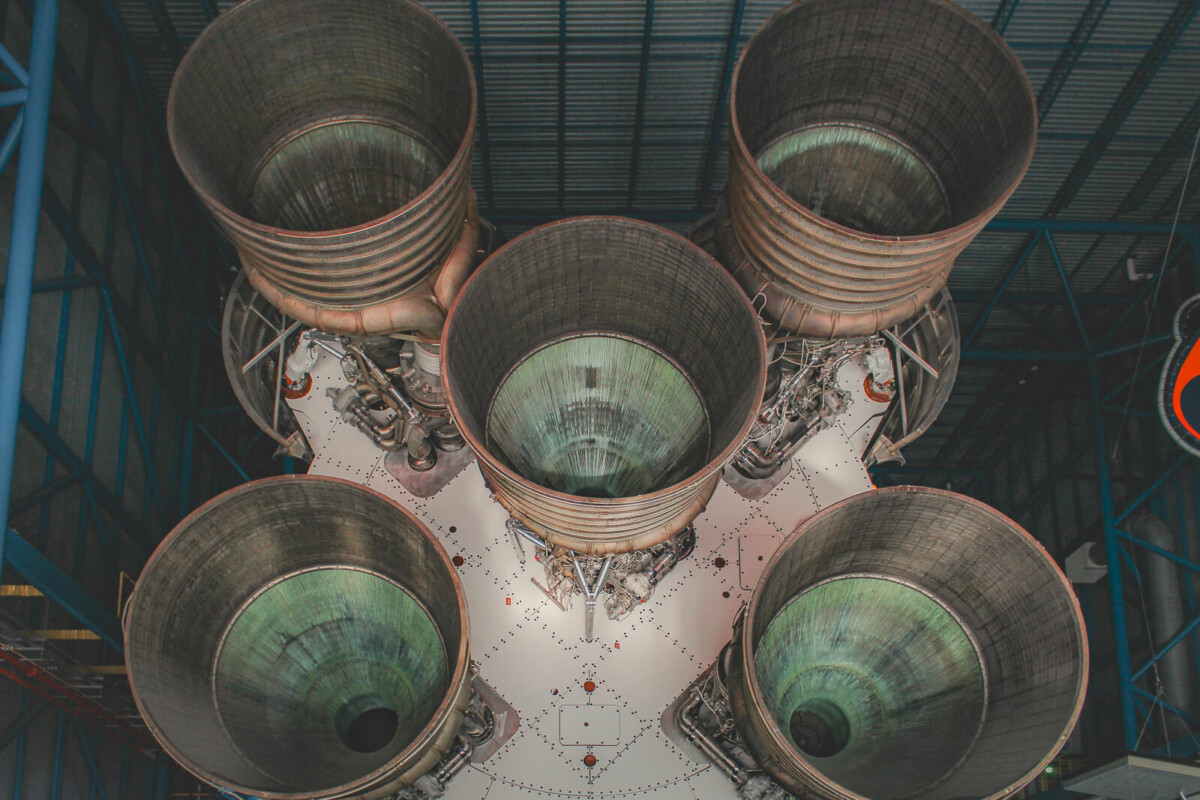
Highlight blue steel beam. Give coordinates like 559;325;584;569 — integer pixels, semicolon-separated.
1132;610;1200;681
72;718;114;800
1035;0;1111;122
1043;0;1200;220
1114;453;1189;524
18;399;151;553
1117;529;1200;576
0;0;57;569
93;0;193;250
9;690;31;800
0;109;25;175
9;473;81;517
1133;686;1200;730
991;0;1020;33
49;711;67;800
625;0;655;209
100;292;169;525
557;0;567;210
698;0;745;206
0;697;48;754
154;762;169;800
76;299;111;577
1044;233;1092;348
1116;93;1200;219
1090;362;1139;750
468;0;495;210
3;527;124;650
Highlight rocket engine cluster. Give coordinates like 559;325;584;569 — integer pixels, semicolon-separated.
123;0;1089;798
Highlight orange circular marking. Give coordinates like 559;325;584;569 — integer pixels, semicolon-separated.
281;373;312;400
584;754;598;767
583;680;596;693
1173;338;1200;441
864;375;894;403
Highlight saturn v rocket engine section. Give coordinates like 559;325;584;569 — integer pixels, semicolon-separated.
665;487;1088;800
442;217;767;635
169;0;478;339
124;476;516;800
729;287;961;482
715;0;1037;338
174;0;500;474
692;0;1029;480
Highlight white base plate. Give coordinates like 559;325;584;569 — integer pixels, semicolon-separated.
288;349;884;798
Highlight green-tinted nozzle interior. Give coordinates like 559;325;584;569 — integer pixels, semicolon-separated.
214;568;449;791
755;577;986;800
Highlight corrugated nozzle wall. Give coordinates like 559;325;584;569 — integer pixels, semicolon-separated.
716;0;1037;337
168;0;478;336
443;217;766;554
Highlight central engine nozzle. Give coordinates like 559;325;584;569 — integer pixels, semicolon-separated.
168;0;478;336
728;487;1087;800
124;477;472;799
443;217;766;554
718;0;1037;336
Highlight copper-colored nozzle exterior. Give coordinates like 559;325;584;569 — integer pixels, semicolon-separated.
168;0;478;336
718;0;1037;336
124;477;472;800
443;217;767;554
728;487;1088;800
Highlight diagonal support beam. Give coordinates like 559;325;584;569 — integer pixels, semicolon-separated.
1043;0;1200;219
18;399;150;552
4;527;123;650
1036;0;1111;121
0;0;57;575
698;0;746;206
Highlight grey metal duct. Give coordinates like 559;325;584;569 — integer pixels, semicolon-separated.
716;0;1036;337
124;477;472;799
168;0;478;336
442;217;767;554
728;487;1087;800
1131;513;1196;739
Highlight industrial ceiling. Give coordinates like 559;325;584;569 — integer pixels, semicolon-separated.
0;0;1198;796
